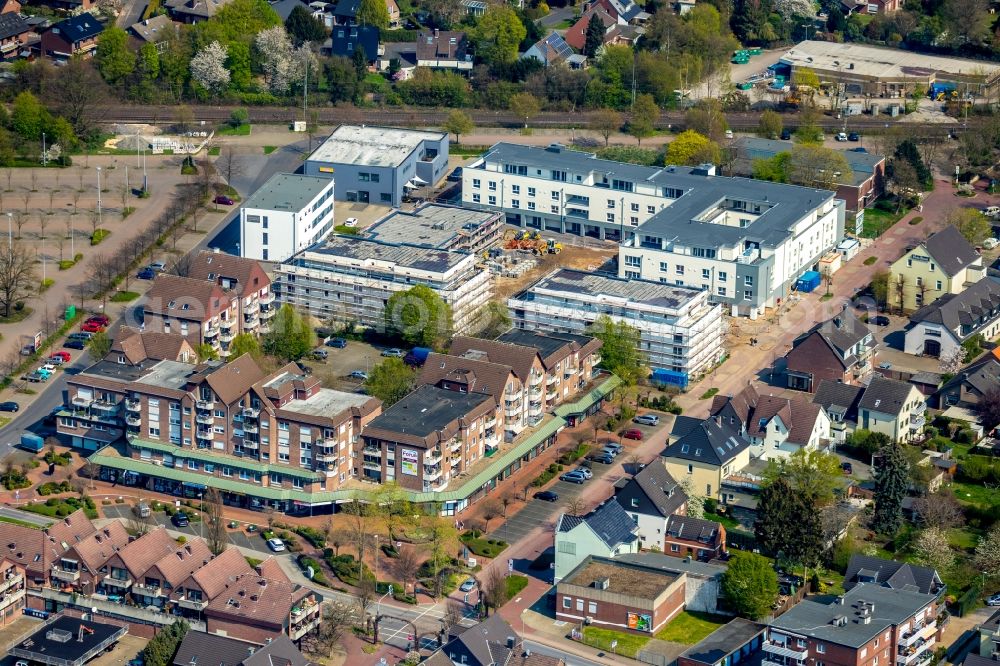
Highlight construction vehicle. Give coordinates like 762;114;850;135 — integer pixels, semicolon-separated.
547;239;562;254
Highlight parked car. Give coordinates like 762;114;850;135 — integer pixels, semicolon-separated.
82;321;105;333
266;538;286;552
848;132;860;141
20;345;34;356
984;238;1000;250
850;147;868;153
622;429;643;440
0;401;19;412
40;364;58;374
841;462;853;475
46;356;64;366
447;167;463;182
87;315;110;326
984;206;1000;219
633;414;659;426
460;578;476;592
576;467;593;479
138;267;156;280
63;339;86;350
598;448;619;461
149;261;167;272
326;337;348;348
213;195;234;205
560;471;587;484
312;349;328;360
878;362;892;370
835;132;848;142
50;351;71;362
603;441;624;454
871;316;890;326
533;490;559;502
349;370;369;380
780;129;792;140
589;453;614;464
381;348;404;357
343;218;359;228
987;593;1000;606
25;371;46;382
171;512;190;527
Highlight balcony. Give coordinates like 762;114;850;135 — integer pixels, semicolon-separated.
528;402;543;417
259;292;275;305
196;400;215;411
761;660;787;666
898;647;932;666
449;438;462;452
425;448;443;464
204;326;220;339
529;373;543;386
484;416;497;430
545;389;558;401
196;429;213;441
363;445;381;456
259;307;276;321
258;323;271;334
176;596;207;611
363;460;381;471
566;194;590;206
0;572;23;594
900;622;937;648
125;415;141;426
315;451;337;463
219;330;236;343
103;575;132;589
244;313;259;327
242;439;259;450
289;615;321;640
244;300;259;315
196;413;214;425
51;567;80;583
125;399;141;412
910;413;926;429
546;374;559;386
0;587;25;611
71;395;92;408
505;387;523;400
528;385;542;398
133;581;163;597
424;466;443;481
91;401;118;415
504;406;520;418
762;642;808;660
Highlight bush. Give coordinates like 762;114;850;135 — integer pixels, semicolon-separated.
863;256;877;266
460;530;508;558
294;525;326;548
44;449;71;466
37;481;71;495
297;555;330;587
143;620;189;666
90;229;110;245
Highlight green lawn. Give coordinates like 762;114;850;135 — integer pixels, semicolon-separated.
950;481;1000;508
0;514;40;529
208;146;221;156
861;205;907;238
110;291;139;302
263;146;277;154
218;124;251;136
702;512;742;530
581;627;649;658
505;574;528;599
655;612;728;644
947;527;981;552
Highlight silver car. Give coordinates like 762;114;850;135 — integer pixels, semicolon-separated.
633;414;660;426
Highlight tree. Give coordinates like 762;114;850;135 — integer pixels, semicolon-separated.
50;59;106;136
481;499;501;533
628;94;659;146
474;301;510;339
285;4;327;44
0;242;35;318
675;475;704;519
684;99;728;143
762;449;843;507
720;552;778;620
203;487;229;555
443;110;474;144
586;315;645;385
975;524;1000;578
263;303;313;360
472;5;526;65
753;153;790;182
364;357;415;407
10;92;48;141
128;500;152;536
590;108;622;147
666;130;720;166
889;159;919;206
228;333;261;359
940;345;966;374
391;545;421;594
190;41;231;93
976;386;1000;430
384;284;451;350
215;147;244;185
757;109;783;139
480;565;508;615
509;92;541;129
755;477;823;568
872;440;910;535
871;270;890;308
913;527;955;574
87;330;112;359
583;13;605;57
356;0;389;27
947;208;991;246
788;145;853;190
196;343;219;361
912;490;964;530
893;140;932;190
96;27;136;85
352;45;368;81
142;620;189;666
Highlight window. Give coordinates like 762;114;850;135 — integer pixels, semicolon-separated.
606;213;615;222
676;265;685;275
916;276;923;286
472;179;480;189
671;544;680;552
576;599;584;611
718;271;727;281
551;205;559;213
511;200;520;209
527;187;536;197
488;195;497;206
717;287;727;296
630;216;639;225
557;540;576;555
588;602;597;614
630;203;639;212
745;276;753;286
528;202;536;210
472;194;481;203
562;597;571;609
512;185;520;195
817;645;826;654
936;280;942;290
660;262;668;272
624;255;641;267
744;290;753;300
488;181;496;191
551;191;559;200
607;199;615;209
702;268;710;279
624;270;641;279
687;464;693;474
647;205;656;214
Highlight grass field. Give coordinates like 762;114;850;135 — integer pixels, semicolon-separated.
861;205;907;238
655;612;728;644
581;627;649;658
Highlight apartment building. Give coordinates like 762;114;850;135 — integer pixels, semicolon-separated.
464;142;844;317
905;276;1000;358
363;204;502;254
890;225;983;312
785;308;877;392
509;268;722;383
204;572;321;644
0;556;25;626
765;584;941;666
359;384;497;493
61;351;381;512
446;330;602;438
273;236;493;335
143;252;275;356
418;352;517;445
239;173;336;263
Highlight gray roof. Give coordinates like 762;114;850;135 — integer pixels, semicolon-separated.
366;385;491;440
800;308;873;367
365;204;498;250
734;137;883;187
268;0;310;20
843;555;944;595
616;551;727;579
558;501;638;549
497;329;596;363
939;352;1000;396
665;515;721;543
299;236;471;273
858;376;917;416
309;125;445;168
963;654;998;666
0;13;30;40
616;461;686;518
173;630;261;666
663;417;751;466
241;636;311;666
516;268;706;313
769;583;936;648
813;380;864;420
242;173;333;212
922;225;980;277
678;618;764;666
479;143;836;250
909;276;1000;339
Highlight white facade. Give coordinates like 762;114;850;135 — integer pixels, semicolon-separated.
749;410;830;460
239;174;336;263
509;268;723;379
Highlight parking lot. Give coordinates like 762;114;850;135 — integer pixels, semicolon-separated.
303;339;391;393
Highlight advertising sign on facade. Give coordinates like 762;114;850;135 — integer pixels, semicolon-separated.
627;613;653;632
401;448;419;476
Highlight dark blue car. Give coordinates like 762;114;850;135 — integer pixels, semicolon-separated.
138;267;156;280
63;339;86;350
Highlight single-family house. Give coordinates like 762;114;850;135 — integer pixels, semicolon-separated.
663;515;726;561
614;461;688;551
424;615;564;666
843;554;944;595
858;376;927;442
710;385;830;459
662;416;752;501
164;0;228;23
813;380;864;440
0;13;32;60
324;24;379;62
890;225;983;313
935;348;1000;408
128;15;175;50
522;32;573;67
905;276;1000;358
784;308;877;392
41;14;103;59
564;6;618;52
554;501;639;582
415;29;471;71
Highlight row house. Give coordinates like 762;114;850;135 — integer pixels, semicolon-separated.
59;344;381;510
0;509;97;589
204;573;321;645
171;548;255;617
447;330;602;438
132;537;213;608
765;584;941;666
100;527;181;597
143;251;275;357
360;385;497;493
51;522;131;593
0;556;25;626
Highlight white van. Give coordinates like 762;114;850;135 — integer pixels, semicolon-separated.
984;206;1000;219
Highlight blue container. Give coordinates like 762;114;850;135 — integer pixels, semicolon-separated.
19;433;44;452
651;368;689;389
796;270;822;293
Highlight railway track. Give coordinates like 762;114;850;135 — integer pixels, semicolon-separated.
94;104;972;135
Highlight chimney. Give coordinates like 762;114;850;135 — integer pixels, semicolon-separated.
434;27;439;37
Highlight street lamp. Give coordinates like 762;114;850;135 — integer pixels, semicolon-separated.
96;167;102;229
6;212;10;249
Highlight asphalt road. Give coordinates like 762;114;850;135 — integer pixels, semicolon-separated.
0;506;54;526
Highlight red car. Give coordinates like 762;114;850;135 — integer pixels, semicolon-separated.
623;429;644;441
81;321;106;333
86;314;110;326
50;351;71;362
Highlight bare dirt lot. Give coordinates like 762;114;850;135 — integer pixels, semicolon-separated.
494;243;618;300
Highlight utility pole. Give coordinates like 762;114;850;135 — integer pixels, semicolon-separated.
96;167;102;229
41;133;46;167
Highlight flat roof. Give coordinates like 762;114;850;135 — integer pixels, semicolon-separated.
80;359;194;390
367;384;490;439
241;173;334;212
735;137;881;187
9;615;126;666
280;387;371;417
561;556;678;600
779;41;1000;81
679;618;764;665
365;204;499;249
515;268;706;311
295;236;471;273
616;551;727;579
308;125;446;168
